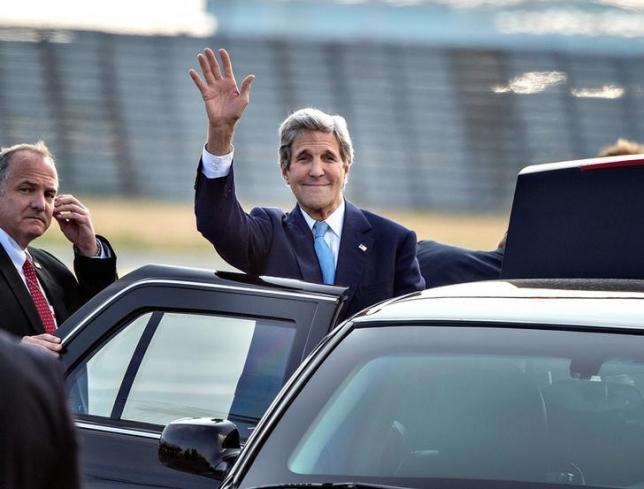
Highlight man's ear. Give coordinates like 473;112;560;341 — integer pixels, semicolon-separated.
343;164;350;186
281;165;290;184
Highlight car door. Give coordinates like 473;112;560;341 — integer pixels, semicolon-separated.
59;276;344;489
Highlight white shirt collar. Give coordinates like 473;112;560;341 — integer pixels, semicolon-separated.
300;199;345;238
0;227;28;270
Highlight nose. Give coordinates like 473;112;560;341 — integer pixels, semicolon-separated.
30;191;47;211
309;157;325;177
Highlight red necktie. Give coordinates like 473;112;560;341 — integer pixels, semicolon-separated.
22;258;57;334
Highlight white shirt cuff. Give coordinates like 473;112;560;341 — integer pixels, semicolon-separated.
76;238;110;259
201;145;234;179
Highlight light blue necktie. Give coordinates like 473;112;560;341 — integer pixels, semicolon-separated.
313;221;335;285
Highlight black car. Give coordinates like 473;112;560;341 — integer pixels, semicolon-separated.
58;266;347;488
158;154;644;489
162;278;644;489
63;153;644;488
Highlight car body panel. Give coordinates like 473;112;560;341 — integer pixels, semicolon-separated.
223;279;644;489
356;279;644;329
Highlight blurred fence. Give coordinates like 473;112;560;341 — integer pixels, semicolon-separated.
1;28;643;212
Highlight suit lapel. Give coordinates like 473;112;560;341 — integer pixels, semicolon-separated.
284;206;323;283
335;200;374;291
0;244;44;335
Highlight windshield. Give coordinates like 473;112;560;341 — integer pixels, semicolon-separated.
240;324;644;489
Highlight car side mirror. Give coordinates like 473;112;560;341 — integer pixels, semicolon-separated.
158;417;241;480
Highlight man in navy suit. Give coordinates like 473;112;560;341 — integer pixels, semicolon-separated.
190;48;424;319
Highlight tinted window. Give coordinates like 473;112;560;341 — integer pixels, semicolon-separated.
241;325;644;489
68;310;295;439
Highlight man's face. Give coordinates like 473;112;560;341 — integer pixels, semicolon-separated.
282;130;349;221
0;150;58;249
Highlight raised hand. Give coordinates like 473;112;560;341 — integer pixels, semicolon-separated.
189;48;255;155
53;194;98;257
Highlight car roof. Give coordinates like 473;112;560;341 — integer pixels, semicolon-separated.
352;279;644;330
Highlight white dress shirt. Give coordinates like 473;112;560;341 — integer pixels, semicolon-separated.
0;228;34;288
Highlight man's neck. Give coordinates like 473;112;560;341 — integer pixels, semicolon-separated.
299;199;346;237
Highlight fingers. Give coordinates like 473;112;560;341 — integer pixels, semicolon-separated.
197;51;219;87
53;194;97;254
240;74;255;99
54;194;86;208
54;205;89;223
191;48;235;85
205;48;223;80
189;68;208;94
54;195;90;222
21;334;62;357
218;48;234;79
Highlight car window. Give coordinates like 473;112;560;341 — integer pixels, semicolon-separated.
241;325;644;489
68;310;295;439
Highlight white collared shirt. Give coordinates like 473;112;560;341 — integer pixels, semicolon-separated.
0;227;33;285
0;227;57;325
201;145;345;266
299;202;344;267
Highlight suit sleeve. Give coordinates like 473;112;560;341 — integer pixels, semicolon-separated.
394;229;426;295
73;234;118;302
194;160;274;274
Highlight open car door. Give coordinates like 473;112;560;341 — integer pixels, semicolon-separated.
59;266;346;489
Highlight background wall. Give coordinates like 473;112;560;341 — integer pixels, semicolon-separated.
2;0;644;270
1;28;642;214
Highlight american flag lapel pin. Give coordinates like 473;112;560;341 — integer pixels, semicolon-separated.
358;244;368;252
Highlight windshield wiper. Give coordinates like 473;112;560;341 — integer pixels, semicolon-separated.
247;482;413;489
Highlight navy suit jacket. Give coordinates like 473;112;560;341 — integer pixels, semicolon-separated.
195;165;425;319
0;237;117;337
417;239;503;288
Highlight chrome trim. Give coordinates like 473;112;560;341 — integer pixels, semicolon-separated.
75;421;161;439
62;278;339;345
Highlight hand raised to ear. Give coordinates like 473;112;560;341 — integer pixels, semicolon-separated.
53;194;98;257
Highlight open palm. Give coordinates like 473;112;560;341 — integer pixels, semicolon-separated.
190;48;254;129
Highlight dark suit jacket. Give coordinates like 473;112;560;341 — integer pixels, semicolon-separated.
195;165;425;319
417;239;503;288
0;331;80;489
0;237;117;337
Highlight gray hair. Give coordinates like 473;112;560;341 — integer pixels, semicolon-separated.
0;141;56;193
279;108;354;170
